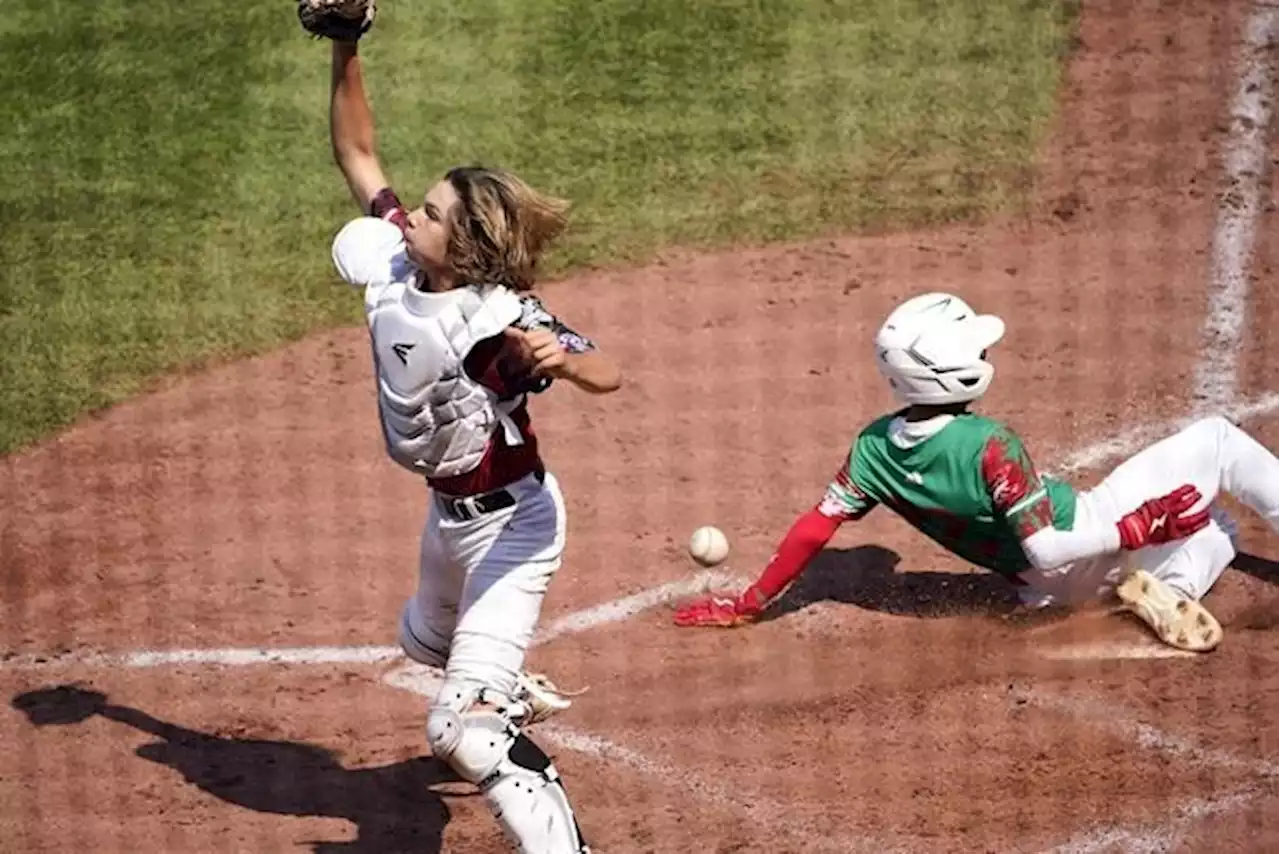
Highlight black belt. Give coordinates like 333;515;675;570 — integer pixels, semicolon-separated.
437;470;544;522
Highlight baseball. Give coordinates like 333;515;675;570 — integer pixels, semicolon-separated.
688;525;730;567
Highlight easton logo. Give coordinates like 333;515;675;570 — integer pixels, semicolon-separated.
391;342;415;365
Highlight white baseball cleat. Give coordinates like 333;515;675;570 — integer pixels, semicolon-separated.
514;671;588;725
1116;570;1223;652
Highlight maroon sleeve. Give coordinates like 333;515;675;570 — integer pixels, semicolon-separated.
464;338;509;396
463;336;549;401
369;187;409;232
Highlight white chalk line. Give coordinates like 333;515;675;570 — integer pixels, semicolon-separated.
8;398;1270;672
1048;393;1279;478
6;7;1274;835
1192;1;1278;408
0;645;404;670
1033;10;1280;833
28;380;1262;672
1028;613;1278;844
1038;639;1198;661
1035;783;1268;854
997;18;1277;838
0;568;744;671
383;663;894;854
533;568;743;645
1026;691;1275;777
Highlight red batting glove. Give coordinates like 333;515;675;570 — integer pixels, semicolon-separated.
673;587;768;628
1116;484;1212;550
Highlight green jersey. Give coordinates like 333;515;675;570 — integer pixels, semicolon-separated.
819;412;1077;578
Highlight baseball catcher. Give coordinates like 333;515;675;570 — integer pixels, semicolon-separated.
302;2;621;851
675;292;1279;652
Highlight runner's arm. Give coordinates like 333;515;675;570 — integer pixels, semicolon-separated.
982;430;1120;571
673;458;876;627
745;468;877;610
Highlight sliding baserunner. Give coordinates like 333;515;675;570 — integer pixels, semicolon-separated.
675;292;1279;652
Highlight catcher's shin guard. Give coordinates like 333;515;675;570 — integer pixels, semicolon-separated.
428;682;590;853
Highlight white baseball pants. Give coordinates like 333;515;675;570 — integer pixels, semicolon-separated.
399;470;566;699
1018;416;1279;605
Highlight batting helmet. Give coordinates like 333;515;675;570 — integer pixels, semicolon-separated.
873;292;1006;405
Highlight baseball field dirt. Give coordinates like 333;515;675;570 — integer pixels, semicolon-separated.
2;0;1277;851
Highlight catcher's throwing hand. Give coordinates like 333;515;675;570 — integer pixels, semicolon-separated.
504;327;568;378
298;0;377;42
1116;483;1211;550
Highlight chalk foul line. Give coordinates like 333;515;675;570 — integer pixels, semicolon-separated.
9;394;1274;673
1049;393;1278;478
0;567;744;670
1025;690;1275;777
1192;1;1279;408
1024;676;1277;852
534;568;744;645
1035;783;1267;854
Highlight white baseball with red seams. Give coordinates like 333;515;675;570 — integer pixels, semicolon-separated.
689;526;730;567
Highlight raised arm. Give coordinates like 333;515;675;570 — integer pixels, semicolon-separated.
330;42;391;212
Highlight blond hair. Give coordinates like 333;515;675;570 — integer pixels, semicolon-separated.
444;166;569;291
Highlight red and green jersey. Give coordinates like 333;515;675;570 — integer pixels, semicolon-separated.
819;412;1076;578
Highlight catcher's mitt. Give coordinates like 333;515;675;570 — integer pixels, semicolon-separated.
297;0;377;42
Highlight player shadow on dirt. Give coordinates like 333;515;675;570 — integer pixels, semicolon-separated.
1231;550;1279;586
1215;551;1280;630
756;544;1026;621
755;546;1278;625
11;685;459;854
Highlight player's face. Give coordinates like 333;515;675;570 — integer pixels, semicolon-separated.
403;180;459;274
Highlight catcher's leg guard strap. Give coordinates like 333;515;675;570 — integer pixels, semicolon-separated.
427;682;589;853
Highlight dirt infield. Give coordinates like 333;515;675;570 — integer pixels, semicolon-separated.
2;0;1277;852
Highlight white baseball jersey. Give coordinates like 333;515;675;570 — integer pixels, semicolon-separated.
331;216;526;479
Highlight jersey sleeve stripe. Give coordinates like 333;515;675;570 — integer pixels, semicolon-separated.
1007;486;1048;516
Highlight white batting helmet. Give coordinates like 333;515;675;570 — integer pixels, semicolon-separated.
873;292;1006;405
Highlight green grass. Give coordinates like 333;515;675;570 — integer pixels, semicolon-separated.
0;0;1075;454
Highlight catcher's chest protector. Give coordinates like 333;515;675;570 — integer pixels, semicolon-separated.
365;283;523;479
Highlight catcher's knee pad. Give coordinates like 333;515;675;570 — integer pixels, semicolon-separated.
398;602;449;669
427;682;590;853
